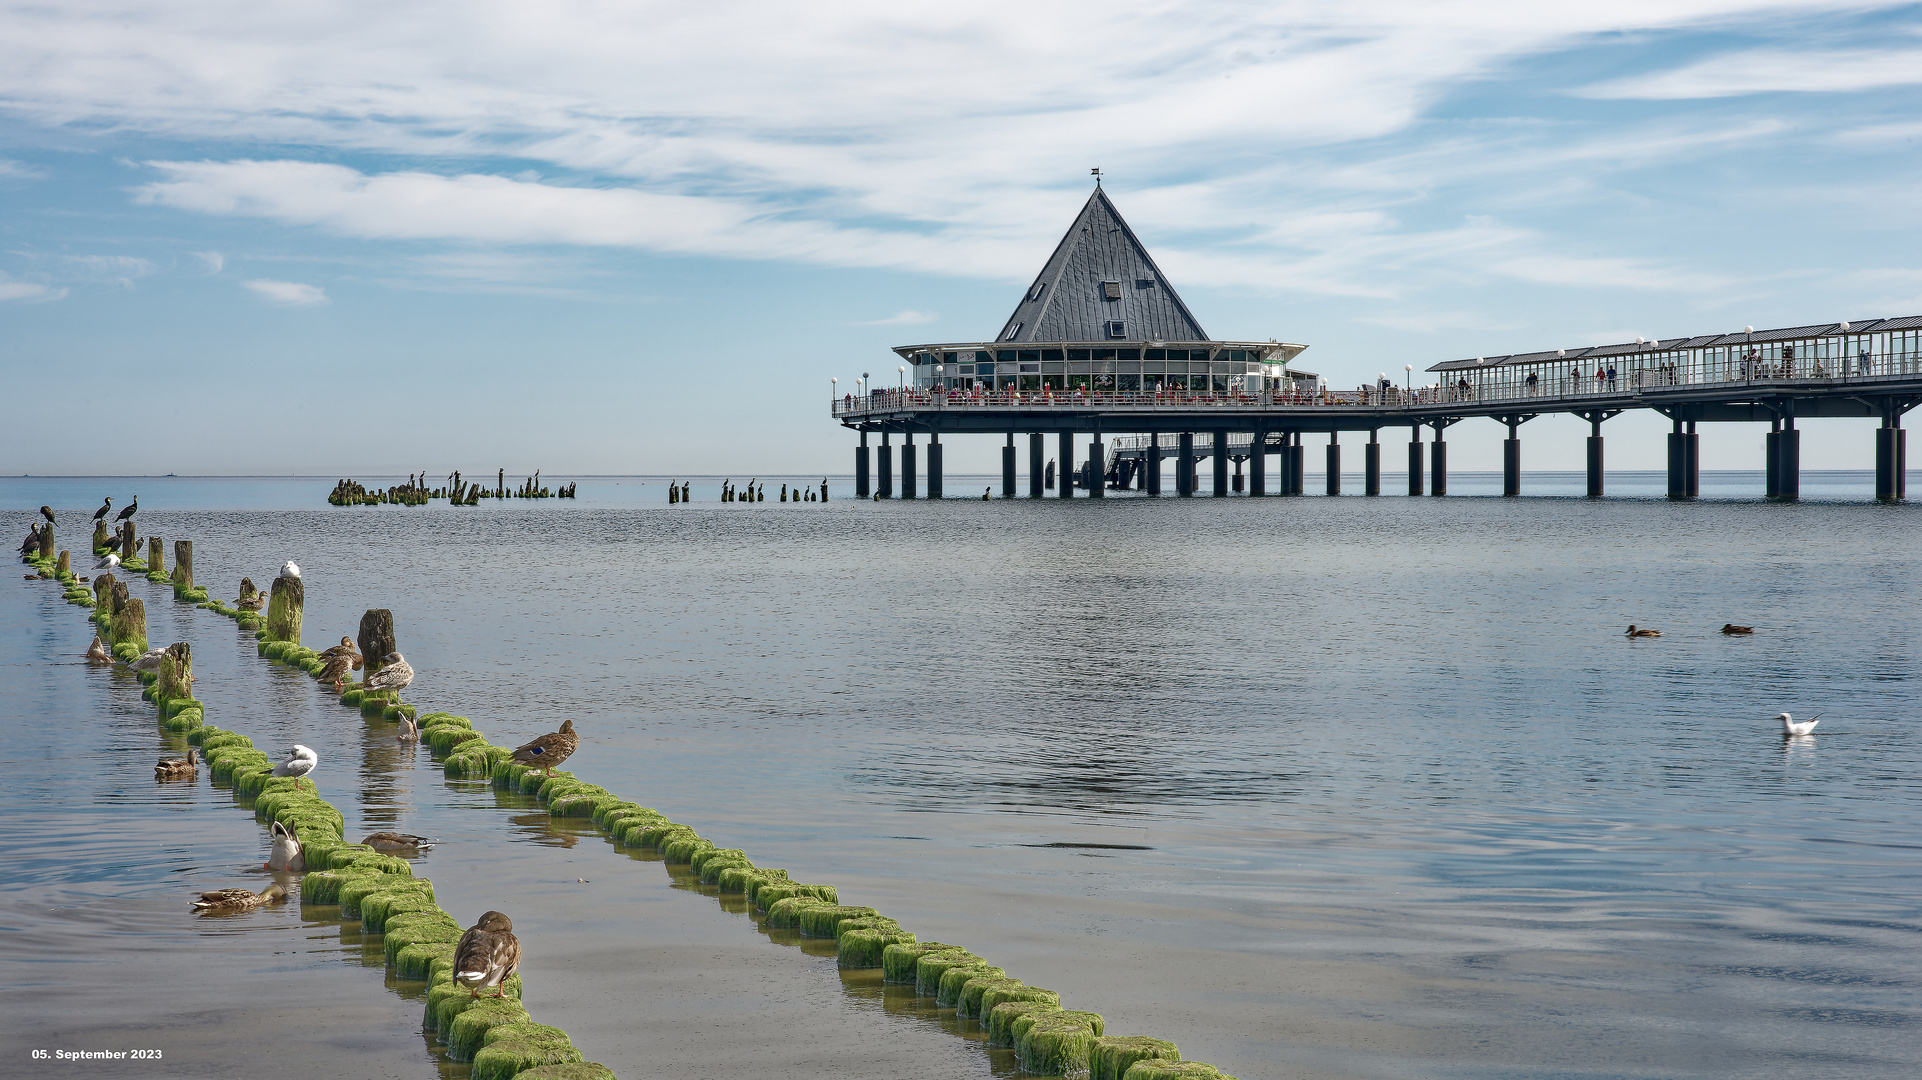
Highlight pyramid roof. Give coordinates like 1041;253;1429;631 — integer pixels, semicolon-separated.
995;187;1211;344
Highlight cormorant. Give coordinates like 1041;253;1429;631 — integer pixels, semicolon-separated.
92;497;112;521
115;495;138;522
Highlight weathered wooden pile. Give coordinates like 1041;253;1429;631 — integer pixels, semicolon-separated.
329;470;576;506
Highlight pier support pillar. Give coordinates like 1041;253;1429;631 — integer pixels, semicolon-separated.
1667;420;1688;500
1685;423;1700;498
1777;422;1800;500
1002;435;1016;498
1212;431;1229;497
1585;414;1605;498
1250;429;1267;495
1059;431;1074;499
1876;421;1906;501
1148;434;1162;495
1288;435;1305;495
903;433;917;500
1430;425;1447;496
1089;436;1106;499
878;434;893;499
856;432;871;499
1326;433;1341;495
927;435;942;499
1365;432;1381;496
1765;419;1781;498
1028;434;1043;498
1502;417;1522;496
1178;433;1195;496
1407;428;1424;496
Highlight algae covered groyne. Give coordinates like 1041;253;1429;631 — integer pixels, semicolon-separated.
26;529;1241;1080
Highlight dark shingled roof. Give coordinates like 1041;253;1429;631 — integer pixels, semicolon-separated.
996;187;1210;344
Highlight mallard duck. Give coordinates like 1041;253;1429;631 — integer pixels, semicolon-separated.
191;883;287;912
363;831;438;852
266;820;305;872
86;636;111;664
396;713;419;742
156;747;198;778
236;593;265;612
1720;624;1754;635
512;718;578;777
1779;712;1820;736
363;652;414;694
453;910;521;998
271;745;318;790
318;651;355;689
319;635;358;660
1625;625;1661;637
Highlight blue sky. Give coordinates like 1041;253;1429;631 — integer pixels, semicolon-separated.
3;0;1921;476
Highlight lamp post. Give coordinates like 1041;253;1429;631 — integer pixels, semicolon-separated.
897;365;906;389
1403;364;1412;393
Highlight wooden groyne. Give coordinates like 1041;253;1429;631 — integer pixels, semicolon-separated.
330;470;577;506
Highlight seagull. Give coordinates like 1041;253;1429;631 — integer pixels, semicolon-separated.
114;495;138;522
281;560;300;580
92;552;120;571
1625;625;1661;637
1779;712;1820;736
266;820;305;872
272;745;319;790
1720;624;1754;635
454;910;522;999
92;496;112;522
39;505;55;525
363;652;414;695
86;636;111;664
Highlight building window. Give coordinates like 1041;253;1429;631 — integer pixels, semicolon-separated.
1028;282;1046;302
1003;323;1023;341
1105;320;1125;339
1101;281;1122;300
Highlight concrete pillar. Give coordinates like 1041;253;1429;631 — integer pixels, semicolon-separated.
1326;433;1341;495
1089;437;1106;499
1281;435;1297;495
1765;420;1780;498
1777;422;1800;500
856;431;871;498
877;434;893;499
1212;431;1229;496
1365;432;1381;496
902;433;917;500
1028;434;1043;498
1407;427;1424;496
1002;434;1017;498
927;435;943;499
1059;431;1075;498
1685;423;1700;498
1503;419;1521;496
1147;434;1162;495
1177;433;1195;496
1586;435;1604;498
1250;429;1267;495
1667;421;1688;500
1430;426;1447;496
1877;423;1901;500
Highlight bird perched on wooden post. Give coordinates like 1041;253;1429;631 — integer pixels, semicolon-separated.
92;496;112;522
454;910;521;999
191;883;286;913
281;560;300;580
39;505;55;525
92;552;120;572
17;525;38;556
364;652;414;695
512;718;578;777
266;820;305;872
115;495;138;522
272;745;318;790
317;650;355;689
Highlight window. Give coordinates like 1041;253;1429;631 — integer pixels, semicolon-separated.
1003;323;1023;341
1101;281;1122;300
1106;320;1126;338
1028;282;1046;302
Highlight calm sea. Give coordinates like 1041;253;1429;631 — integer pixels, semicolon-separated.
3;474;1919;1080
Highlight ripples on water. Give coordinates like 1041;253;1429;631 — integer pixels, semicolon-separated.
3;475;1920;1079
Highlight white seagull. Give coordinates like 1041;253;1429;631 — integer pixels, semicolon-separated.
93;552;120;571
281;560;300;580
1778;712;1820;736
272;744;319;789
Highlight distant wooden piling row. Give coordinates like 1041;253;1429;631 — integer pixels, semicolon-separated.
670;479;829;503
330;470;576;506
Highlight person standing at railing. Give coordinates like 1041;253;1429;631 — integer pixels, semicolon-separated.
1525;371;1538;395
1781;344;1795;378
1859;348;1872;376
1606;365;1617;389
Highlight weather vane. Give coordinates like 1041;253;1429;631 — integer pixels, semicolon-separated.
1091;167;1102;185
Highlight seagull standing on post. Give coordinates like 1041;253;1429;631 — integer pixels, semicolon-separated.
272;745;319;790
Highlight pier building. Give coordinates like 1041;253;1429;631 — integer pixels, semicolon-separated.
836;188;1922;501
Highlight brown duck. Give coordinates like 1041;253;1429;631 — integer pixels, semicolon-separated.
191;883;287;913
1720;624;1754;635
319;636;363;669
155;747;198;779
512;719;578;777
363;831;438;852
317;651;356;689
453;910;522;998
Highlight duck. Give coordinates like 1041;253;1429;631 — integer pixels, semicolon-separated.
317;652;356;689
191;883;287;913
396;713;419;742
1779;712;1820;736
319;636;360;662
363;652;414;695
266;820;305;872
362;831;438;852
1720;624;1754;635
236;593;265;612
129;647;168;671
271;745;319;790
86;636;112;664
1625;625;1661;637
512;718;578;777
155;747;198;778
453;910;522;998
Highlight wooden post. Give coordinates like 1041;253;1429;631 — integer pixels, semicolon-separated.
173;541;193;590
157;642;192;703
56;550;70;577
265;574;304;644
39;527;55;559
120;519;137;562
92;520;110;553
93;573;115;614
357;609;396;677
147;536;164;575
110;585;146;652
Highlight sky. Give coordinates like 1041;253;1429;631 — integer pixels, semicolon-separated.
3;0;1921;477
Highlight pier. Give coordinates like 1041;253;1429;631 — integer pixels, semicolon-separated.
833;188;1920;501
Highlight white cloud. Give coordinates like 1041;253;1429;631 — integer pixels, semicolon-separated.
1580;48;1922;100
57;254;155;286
243;278;327;305
857;310;937;326
191;251;224;274
0;276;66;302
0;158;46;180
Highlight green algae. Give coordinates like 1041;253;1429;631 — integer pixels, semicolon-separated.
383;909;464;967
764;896;832;929
394;940;458;981
936;963;1004;1007
445;744;512;778
715;865;777;893
797;904;880;939
918;952;988;998
959;975;1026;1019
302;868;385;905
1016;1012;1106;1075
609;814;671;845
418;711;468;728
189;729;250;752
987;1000;1064;1047
1091;1037;1182;1080
592;802;658;830
661;835;715;863
981;984;1059;1019
755;881;837;910
686;847;744;873
882;941;966;984
548;789;618;818
426;725;483;753
356;880;438;929
1119;1059;1232;1080
838;927;918;969
511;1064;618;1080
473;1022;582;1080
446;996;533;1061
339;688;365;706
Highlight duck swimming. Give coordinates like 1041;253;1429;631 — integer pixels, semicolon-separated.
363;831;438;852
155;747;198;778
191;883;287;913
86;636;111;664
1625;625;1661;637
266;820;305;872
1720;624;1754;635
